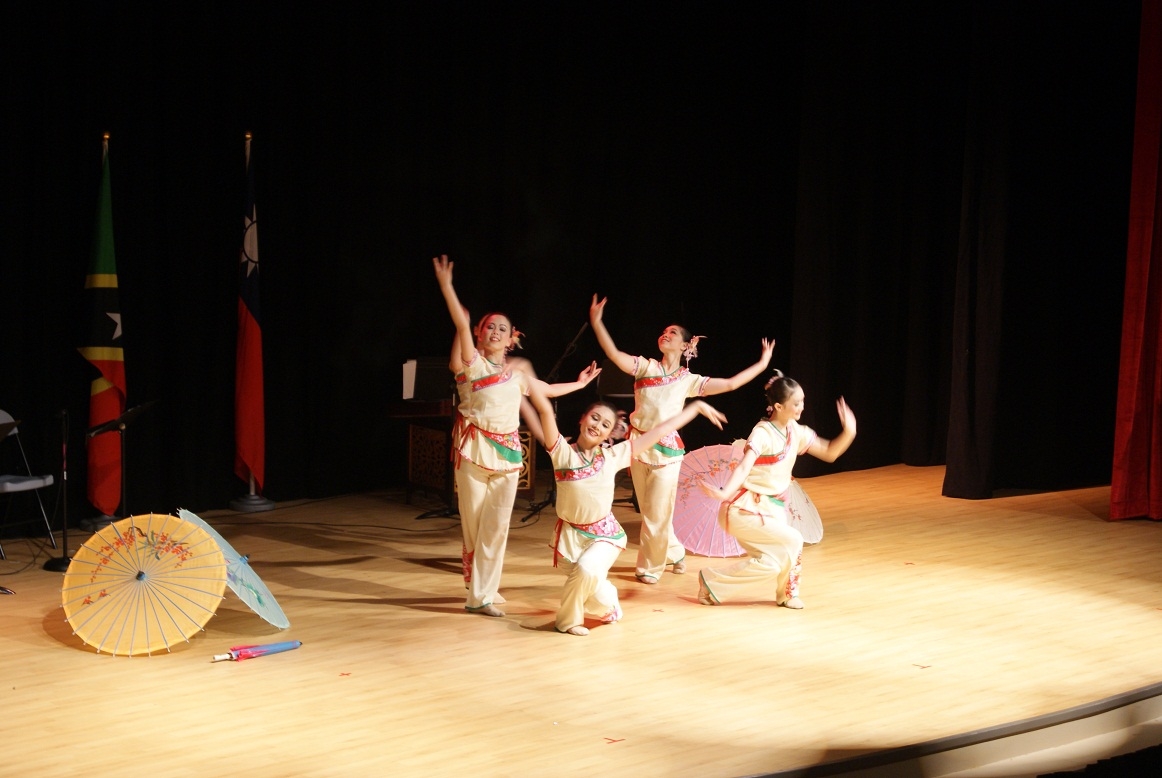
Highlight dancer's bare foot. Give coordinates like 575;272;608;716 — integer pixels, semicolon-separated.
697;580;716;606
472;604;505;617
780;597;804;610
635;573;658;585
559;625;589;636
672;558;686;574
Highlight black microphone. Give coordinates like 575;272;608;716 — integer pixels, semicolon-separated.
86;417;121;439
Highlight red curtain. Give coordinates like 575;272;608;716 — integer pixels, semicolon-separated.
1111;0;1162;521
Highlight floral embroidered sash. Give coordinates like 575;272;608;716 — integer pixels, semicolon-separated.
551;513;625;567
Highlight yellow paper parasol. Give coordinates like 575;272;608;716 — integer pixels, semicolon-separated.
61;513;227;656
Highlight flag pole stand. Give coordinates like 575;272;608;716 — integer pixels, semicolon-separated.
230;475;274;513
81;515;117;531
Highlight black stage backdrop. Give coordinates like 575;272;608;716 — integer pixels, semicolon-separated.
0;2;1141;522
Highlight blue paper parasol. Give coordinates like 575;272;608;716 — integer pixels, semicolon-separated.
178;508;290;629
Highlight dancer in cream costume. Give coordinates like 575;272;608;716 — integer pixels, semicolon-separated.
434;255;597;616
698;371;856;608
589;294;774;584
527;379;726;635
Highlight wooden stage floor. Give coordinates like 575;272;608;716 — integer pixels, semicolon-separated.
2;465;1162;777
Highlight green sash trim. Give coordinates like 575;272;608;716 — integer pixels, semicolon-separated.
573;526;626;542
484;435;524;463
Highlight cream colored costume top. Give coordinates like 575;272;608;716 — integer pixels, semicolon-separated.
547;437;632;564
627;356;709;467
452;352;528;472
730;419;817;514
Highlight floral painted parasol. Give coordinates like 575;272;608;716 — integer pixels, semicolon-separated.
673;444;747;557
674;444;824;556
60;513;227;656
179;508;290;629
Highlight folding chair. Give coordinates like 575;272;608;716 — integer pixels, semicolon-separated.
0;410;58;560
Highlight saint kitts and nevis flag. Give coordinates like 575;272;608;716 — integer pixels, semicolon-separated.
234;133;266;495
79;135;127;518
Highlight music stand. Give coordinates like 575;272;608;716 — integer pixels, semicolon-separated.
86;400;157;522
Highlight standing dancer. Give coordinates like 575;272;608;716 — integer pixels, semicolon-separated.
697;371;856;608
589;294;775;584
526;379;726;635
434;255;597;617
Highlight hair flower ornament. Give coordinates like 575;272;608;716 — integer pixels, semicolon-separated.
683;335;707;364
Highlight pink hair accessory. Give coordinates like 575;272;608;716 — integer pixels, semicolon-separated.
683;335;707;363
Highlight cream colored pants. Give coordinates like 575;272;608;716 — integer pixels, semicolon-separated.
631;458;686;581
699;501;803;605
555;540;622;632
455;460;518;610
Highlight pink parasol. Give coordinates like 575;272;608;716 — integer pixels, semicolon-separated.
673;444;746;557
673;445;826;557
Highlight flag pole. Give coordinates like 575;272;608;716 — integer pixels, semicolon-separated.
79;131;125;530
230;131;274;513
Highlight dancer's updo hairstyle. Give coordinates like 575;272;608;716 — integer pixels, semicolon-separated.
671;325;707;364
763;369;801;414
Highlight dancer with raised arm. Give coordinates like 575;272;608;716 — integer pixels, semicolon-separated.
527;378;726;635
434;255;598;617
589;294;774;584
697;370;856;608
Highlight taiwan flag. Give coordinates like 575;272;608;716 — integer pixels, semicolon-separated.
234;133;266;493
79;135;127;518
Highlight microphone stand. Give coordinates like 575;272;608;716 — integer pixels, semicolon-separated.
43;410;71;572
85;400;157;525
519;322;589;522
543;322;588;387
